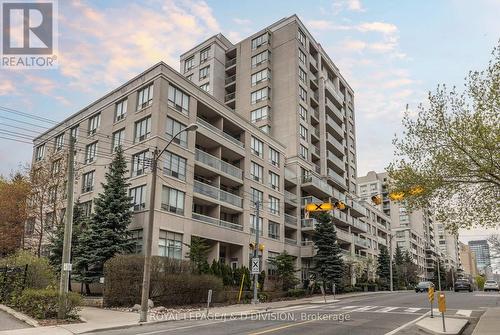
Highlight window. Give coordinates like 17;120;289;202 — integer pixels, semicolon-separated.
269;147;280;167
80;201;92;217
251;33;269;50
250;162;263;182
166;117;188;147
268;221;280;240
158;230;183;259
251;188;263;205
54;133;64;151
299;86;307;101
51;159;61;176
134;116;151;143
299;124;308;140
299;105;307;121
297;29;306;46
88;114;100;135
70;125;79;140
35;144;45;161
250;136;263;157
200;47;210;63
130;229;143;254
268;251;279;276
269;195;280;215
184;56;195;72
130;185;146;211
168;85;190;115
131;151;149;177
164;152;186;180
85;142;97;164
250;214;263;235
269;171;280;190
251;106;269;122
199;66;210;79
251;87;270;104
299;144;308;159
82;171;95;193
115;99;127;121
161;186;185;215
137;84;153;109
299;67;307;83
200;82;210;92
251;50;270;68
298;49;306;65
112;128;125;152
251;68;270;86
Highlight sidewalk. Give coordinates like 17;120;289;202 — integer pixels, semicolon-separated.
0;290;409;335
472;307;500;335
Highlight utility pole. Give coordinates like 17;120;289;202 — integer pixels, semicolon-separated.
437;256;442;291
58;136;75;319
389;234;394;292
252;200;260;304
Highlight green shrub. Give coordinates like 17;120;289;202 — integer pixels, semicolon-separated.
14;288;81;319
286;288;306;298
0;251;56;289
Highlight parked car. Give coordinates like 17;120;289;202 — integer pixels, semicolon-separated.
454;279;473;292
484;280;499;292
415;281;435;293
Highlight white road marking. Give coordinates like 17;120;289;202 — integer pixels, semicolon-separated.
352;306;378;312
456;310;472;317
340;305;358;310
376;307;398;313
405;308;422;313
384;311;431;335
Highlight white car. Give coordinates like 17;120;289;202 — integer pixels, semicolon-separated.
484;280;499;292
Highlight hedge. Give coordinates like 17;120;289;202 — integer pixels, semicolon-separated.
13;288;81;319
103;255;223;307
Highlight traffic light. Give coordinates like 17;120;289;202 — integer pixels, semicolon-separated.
258;244;265;252
249;242;256;250
389;192;405;201
334;201;346;210
409;186;423;195
371;195;382;205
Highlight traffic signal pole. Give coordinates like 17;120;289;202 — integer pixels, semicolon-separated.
252;201;260;304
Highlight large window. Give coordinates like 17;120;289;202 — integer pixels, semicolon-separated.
81;201;92;217
184;56;195;72
168;85;190;115
251;68;270;86
297;29;306;46
250;136;263;157
88;114;100;135
112;128;125;152
166;117;188;147
199;66;210;79
250;161;263;182
82;171;95;193
54;133;64;151
269;195;280;215
251;50;270;68
70;125;79;140
134;116;151;143
51;159;61;176
299;86;307;101
251;33;269;49
250;106;269;123
268;251;279;277
115;99;127;121
161;186;185;215
299;144;308;159
200;47;210;63
129;185;146;211
137;84;154;109
299;67;307;83
35;144;45;161
164;151;186;180
269;147;280;167
251;188;263;205
130;229;143;254
85;141;97;164
250;214;263;235
299;124;308;140
298;49;306;65
269;171;280;190
251;87;270;104
159;230;183;259
131;151;148;177
299;105;307;121
268;221;280;240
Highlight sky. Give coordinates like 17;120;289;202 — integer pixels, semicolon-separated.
1;0;499;241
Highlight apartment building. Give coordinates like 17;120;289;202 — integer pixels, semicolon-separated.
31;15;388;283
459;242;478;280
435;223;460;270
468;240;491;273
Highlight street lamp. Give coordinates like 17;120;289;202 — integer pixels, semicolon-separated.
139;123;198;323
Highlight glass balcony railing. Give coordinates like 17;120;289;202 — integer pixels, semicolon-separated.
195;149;243;180
225;74;236;85
326;115;344;136
285;168;297;182
285;237;297;245
284;190;298;204
225;92;235;102
301;218;318;229
327;133;344;154
285;213;298;226
328;168;346;187
354;236;370;248
302;173;333;195
196;118;244;148
193;180;243;208
225;58;236;67
325;98;344;121
335;228;352;242
301;195;323;206
327;151;345;170
192;212;243;231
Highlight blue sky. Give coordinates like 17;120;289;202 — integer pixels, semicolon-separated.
1;0;498;175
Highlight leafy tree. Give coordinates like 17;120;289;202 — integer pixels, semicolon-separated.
476;275;486;290
73;147;134;290
186;236;211;274
402;250;419;287
269;250;299;291
377;245;391;289
388;42;500;232
312;212;344;291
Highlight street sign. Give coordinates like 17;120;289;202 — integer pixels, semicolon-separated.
63;263;72;271
305;202;333;212
438;293;446;312
428;287;435;302
251;257;260;274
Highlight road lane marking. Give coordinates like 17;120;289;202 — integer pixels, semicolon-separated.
136;319;230;335
340;305;358;310
248;319;318;335
352;306;378;311
405;308;422;313
456;310;472;317
376;307;398;313
384;311;431;335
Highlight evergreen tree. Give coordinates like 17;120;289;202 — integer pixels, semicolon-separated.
377;245;391;289
269;250;299;291
402;250;419;287
312;212;344;291
186;236;211;274
393;246;404;289
73;147;134;288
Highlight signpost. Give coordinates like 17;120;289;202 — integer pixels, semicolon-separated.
251;257;260;275
438;293;446;332
428;287;435;318
206;289;213;316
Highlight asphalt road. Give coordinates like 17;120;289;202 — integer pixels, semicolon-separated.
0;310;30;331
87;291;500;335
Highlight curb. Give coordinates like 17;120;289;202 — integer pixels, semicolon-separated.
0;304;39;328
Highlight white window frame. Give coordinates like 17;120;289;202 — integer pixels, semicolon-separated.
158;230;183;259
168;85;190;115
299;105;307;121
88;114;100;135
35;144;45;161
251;50;270;68
269;171;280;190
251;68;270;86
111;128;125;152
184;56;195;72
200;82;210;92
200;47;210;63
54;134;64;151
269;147;280;167
299;86;307;101
299;144;308;159
299;49;306;65
82;171;95;193
85;141;97;164
115;99;127;122
297;28;306;46
130;185;146;211
199;65;210;79
166;117;188;147
250;161;263;182
299;124;308;140
161;186;185;215
269;195;280;215
250;106;269;123
251;33;269;50
250;136;264;157
163;151;187;181
137;84;153;110
134;116;151;143
251;87;270;104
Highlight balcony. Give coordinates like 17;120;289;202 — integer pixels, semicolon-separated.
325;98;344;122
325;80;345;105
225;58;236;68
225;92;235;102
310;57;318;70
195;149;243;180
354;236;370;248
350;200;367;217
328;168;347;189
335;228;352;243
300;241;315;257
377;236;387;246
284;190;298;205
301;218;318;230
327;151;345;172
327;133;344;156
193;180;243;208
285;168;297;184
192;212;243;231
285;238;297;245
312;145;320;157
196;118;244;149
285;213;298;226
311;126;320;139
310;107;319;121
225;74;236;86
326;115;344;138
351;217;368;233
302;195;323;206
301;173;333;197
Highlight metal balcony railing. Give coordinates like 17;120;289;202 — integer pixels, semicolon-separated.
196;118;244;148
302;174;333;195
195;149;243;180
285;213;298;226
225;74;236;85
225;92;235;102
284;190;298;204
225;58;236;67
285;238;297;245
192;212;243;231
193;180;243;208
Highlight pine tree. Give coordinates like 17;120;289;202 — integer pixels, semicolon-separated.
73;147;134;289
269;250;299;291
393;246;404;289
402;251;419;287
312;212;344;291
377;245;391;289
187;236;211;274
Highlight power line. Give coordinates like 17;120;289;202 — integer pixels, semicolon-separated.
0;106;59;125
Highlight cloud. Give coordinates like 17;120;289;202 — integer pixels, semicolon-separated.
0;80;15;96
233;18;251;25
332;0;365;14
358;22;398;34
341;39;367;52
